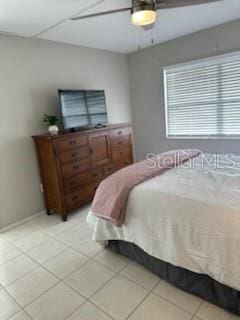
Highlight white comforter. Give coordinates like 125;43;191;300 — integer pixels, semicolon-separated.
87;153;240;291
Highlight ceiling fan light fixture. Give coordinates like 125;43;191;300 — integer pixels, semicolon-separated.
131;1;157;26
131;9;157;26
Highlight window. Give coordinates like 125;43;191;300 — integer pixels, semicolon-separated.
164;51;240;138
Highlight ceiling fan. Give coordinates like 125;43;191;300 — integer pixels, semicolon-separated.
71;0;221;27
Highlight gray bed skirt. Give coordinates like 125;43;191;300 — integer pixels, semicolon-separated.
108;240;240;315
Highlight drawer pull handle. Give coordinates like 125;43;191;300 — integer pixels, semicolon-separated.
117;131;122;136
70;140;77;145
92;173;98;177
69;181;76;186
72;196;79;201
72;152;78;157
120;152;124;155
73;164;80;170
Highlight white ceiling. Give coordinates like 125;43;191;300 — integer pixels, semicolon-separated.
0;0;240;53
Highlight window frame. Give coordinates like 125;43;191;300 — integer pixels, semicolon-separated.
163;50;240;139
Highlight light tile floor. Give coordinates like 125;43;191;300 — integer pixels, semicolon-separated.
0;205;239;320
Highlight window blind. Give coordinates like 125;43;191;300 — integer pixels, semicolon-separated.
164;52;240;138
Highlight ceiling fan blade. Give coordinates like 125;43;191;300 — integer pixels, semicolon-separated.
71;7;132;21
155;0;221;9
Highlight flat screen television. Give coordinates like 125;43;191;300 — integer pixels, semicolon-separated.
59;90;108;130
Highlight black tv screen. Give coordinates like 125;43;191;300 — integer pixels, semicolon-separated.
59;90;108;130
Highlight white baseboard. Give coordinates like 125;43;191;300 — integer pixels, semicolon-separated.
0;210;46;233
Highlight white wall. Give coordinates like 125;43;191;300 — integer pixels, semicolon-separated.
128;19;240;161
0;35;131;229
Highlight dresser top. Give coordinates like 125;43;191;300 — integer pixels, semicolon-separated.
32;122;132;140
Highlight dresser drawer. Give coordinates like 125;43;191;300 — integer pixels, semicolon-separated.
61;158;90;178
59;146;89;164
110;127;129;148
56;135;87;151
111;136;130;148
110;127;129;139
112;147;131;162
115;157;133;170
103;163;116;177
63;168;102;192
65;183;99;210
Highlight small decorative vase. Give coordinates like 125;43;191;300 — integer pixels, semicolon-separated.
48;125;59;135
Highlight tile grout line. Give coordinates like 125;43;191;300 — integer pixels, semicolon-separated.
1;214;92;319
0;211;45;234
2;215;89;320
2;239;87;318
3;230;127;293
63;300;89;320
192;299;204;319
3;237;197;320
1;221;45;243
1;229;42;319
1;209;88;242
71;253;170;320
65;299;117;320
2;249;195;320
75;256;134;320
0;208;87;238
13;308;34;320
91;254;197;319
1;244;146;320
3;287;33;320
1;212;80;245
124;278;195;320
1;221;94;283
1;215;206;320
125;276;162;320
149;280;203;316
57;250;133;320
20;256;117;320
22;280;86;320
151;291;195;318
3;230;116;319
2;220;91;265
122;267;198;320
1;258;39;288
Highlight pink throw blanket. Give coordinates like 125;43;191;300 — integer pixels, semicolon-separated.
91;149;201;226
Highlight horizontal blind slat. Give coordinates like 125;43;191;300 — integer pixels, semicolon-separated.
164;52;240;137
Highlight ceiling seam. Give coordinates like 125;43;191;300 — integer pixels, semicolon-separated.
32;0;106;39
0;30;22;37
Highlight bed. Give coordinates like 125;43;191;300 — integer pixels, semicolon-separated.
87;152;240;315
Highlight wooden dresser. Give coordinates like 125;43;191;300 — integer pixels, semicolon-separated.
32;123;134;221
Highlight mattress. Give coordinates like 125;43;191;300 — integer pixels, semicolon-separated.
87;153;240;291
